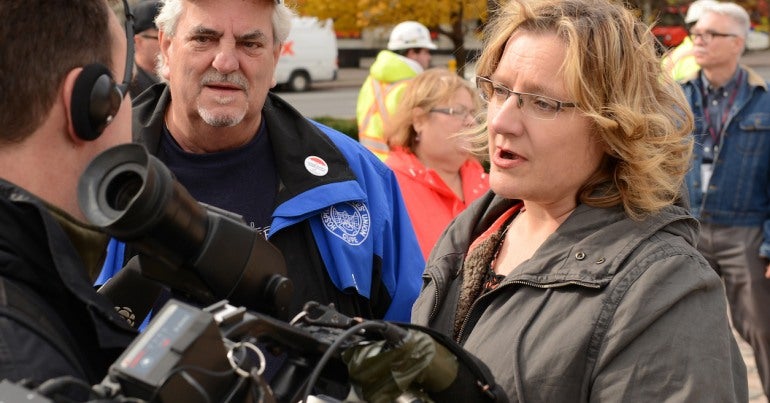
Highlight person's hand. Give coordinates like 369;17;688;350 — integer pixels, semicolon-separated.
342;328;458;402
341;325;508;403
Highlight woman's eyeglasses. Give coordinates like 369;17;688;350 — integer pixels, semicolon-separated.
475;76;577;120
429;106;477;121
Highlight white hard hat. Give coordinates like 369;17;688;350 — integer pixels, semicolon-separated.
685;0;719;24
387;21;437;51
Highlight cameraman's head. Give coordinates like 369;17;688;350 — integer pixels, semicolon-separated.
0;0;132;221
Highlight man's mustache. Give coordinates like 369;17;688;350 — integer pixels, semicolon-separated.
200;70;249;91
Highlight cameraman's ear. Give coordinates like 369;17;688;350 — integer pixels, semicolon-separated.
62;67;88;143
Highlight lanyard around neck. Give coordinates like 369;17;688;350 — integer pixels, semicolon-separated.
701;69;744;144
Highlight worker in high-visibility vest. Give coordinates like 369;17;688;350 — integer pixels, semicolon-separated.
661;0;718;81
356;21;436;160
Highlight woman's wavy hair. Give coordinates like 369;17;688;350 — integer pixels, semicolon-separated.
386;68;481;154
474;0;694;219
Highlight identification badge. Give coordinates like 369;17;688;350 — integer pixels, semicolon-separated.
700;163;713;193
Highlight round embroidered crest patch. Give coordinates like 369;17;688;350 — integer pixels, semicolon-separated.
321;201;371;246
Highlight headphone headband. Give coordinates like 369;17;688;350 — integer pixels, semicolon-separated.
118;0;136;100
70;0;136;141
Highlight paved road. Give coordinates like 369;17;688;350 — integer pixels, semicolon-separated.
739;328;768;402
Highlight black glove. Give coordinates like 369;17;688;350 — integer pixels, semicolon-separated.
342;324;508;403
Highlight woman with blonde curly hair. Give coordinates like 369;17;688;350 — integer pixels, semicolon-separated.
410;0;748;399
385;68;489;259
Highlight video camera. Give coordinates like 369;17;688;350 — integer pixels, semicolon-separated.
77;143;292;319
0;144;507;402
0;297;416;402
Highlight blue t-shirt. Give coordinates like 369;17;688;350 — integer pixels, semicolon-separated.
158;120;278;237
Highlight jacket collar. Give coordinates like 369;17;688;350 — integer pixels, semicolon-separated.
453;194;698;287
132;84;359;208
682;65;769;92
518;202;696;286
0;180;136;346
369;50;422;83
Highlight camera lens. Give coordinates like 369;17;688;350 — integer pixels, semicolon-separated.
106;170;143;211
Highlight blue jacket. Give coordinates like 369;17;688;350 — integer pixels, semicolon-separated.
267;119;425;321
681;66;770;256
100;85;424;322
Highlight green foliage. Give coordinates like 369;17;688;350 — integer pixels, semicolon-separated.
313;116;359;140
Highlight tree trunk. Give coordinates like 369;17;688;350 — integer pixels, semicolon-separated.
452;15;468;77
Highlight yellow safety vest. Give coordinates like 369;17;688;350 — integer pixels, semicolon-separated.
661;37;701;82
356;50;420;160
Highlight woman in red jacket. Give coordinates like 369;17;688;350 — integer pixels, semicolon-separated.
385;68;489;259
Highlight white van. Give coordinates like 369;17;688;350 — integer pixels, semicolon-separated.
275;17;338;92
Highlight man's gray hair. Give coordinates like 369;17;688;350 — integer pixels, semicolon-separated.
156;0;294;42
701;2;751;38
154;0;295;77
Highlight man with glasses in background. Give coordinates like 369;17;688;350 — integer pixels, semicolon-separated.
128;0;162;98
681;2;770;400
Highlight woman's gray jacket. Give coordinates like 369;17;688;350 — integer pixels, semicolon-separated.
411;192;748;402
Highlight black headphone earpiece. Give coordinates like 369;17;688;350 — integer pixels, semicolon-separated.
71;63;125;141
71;0;135;141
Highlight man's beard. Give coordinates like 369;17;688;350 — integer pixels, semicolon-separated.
198;70;249;127
198;103;247;127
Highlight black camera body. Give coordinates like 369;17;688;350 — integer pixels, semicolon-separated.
108;300;234;401
78;143;292;319
106;299;360;403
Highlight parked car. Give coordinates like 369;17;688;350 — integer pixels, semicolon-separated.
274;17;339;92
747;27;770;51
652;5;688;50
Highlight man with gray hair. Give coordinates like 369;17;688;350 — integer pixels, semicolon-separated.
119;0;423;329
681;1;770;399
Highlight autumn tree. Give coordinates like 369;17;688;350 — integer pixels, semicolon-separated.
290;0;672;76
292;0;489;76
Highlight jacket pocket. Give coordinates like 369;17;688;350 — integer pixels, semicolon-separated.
739;113;770;130
735;113;770;154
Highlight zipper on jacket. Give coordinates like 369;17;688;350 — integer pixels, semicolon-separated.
456;279;602;344
426;271;443;323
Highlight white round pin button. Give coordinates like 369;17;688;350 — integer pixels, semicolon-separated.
304;156;329;176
